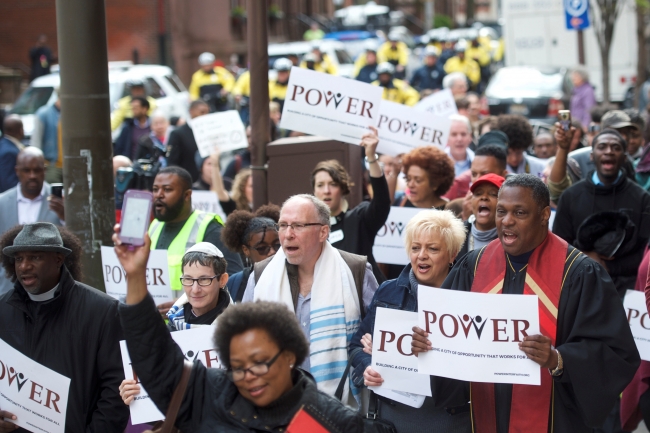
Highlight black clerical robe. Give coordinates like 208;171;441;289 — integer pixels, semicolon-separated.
442;243;640;433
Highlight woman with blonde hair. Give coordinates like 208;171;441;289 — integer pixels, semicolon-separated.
348;210;471;432
231;168;252;210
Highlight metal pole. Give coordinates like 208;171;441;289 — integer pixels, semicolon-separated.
248;0;270;209
425;0;434;32
577;30;585;65
55;0;115;292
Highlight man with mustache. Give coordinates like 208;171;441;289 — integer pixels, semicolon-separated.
0;147;64;295
149;166;242;314
553;129;650;297
412;174;640;433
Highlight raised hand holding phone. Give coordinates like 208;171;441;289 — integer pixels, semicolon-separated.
119;190;153;246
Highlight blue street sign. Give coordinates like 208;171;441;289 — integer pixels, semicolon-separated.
565;0;591;30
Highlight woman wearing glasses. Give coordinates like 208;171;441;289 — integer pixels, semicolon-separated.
118;242;231;406
113;226;363;432
222;205;281;302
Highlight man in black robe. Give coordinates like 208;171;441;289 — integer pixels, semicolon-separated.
413;174;640;433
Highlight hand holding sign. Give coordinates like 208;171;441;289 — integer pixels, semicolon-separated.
519;335;558;369
119;380;140;405
0;411;18;432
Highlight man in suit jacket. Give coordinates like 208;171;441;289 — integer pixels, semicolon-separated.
0;115;25;193
0;147;64;295
166;100;209;182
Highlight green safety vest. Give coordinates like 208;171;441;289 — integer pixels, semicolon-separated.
149;210;224;296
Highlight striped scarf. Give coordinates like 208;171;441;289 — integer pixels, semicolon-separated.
254;243;361;401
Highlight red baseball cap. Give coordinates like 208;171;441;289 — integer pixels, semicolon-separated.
470;173;506;193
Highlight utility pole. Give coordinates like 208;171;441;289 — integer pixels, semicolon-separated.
577;30;585;65
425;0;435;32
248;1;270;209
55;0;115;292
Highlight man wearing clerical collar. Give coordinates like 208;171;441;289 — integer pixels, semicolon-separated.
413;174;640;433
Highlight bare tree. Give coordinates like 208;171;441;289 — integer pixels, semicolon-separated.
634;0;648;108
590;0;626;103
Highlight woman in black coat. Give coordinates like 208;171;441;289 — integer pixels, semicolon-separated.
114;228;363;433
312;126;391;283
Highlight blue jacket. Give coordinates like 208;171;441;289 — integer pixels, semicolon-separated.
0;136;20;193
356;65;378;84
33;103;60;162
348;264;416;387
411;64;446;91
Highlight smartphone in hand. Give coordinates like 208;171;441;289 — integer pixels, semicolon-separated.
558;110;571;131
50;183;63;198
119;190;153;246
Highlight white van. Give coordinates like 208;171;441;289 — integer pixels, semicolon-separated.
9;63;190;139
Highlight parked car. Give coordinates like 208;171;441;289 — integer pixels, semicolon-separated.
9;63;189;139
268;40;355;79
485;66;571;123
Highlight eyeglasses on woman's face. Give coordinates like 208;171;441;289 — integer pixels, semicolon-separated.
248;242;282;256
179;275;221;287
227;350;283;382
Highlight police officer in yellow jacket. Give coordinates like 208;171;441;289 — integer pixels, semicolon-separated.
148;166;243;313
233;70;251;124
444;43;481;89
268;58;292;111
110;79;157;131
377;34;409;79
300;42;338;75
372;62;420;106
189;52;236;112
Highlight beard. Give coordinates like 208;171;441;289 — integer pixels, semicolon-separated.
154;199;185;222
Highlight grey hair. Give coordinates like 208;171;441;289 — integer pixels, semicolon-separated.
443;72;467;89
449;114;472;133
572;68;589;83
283;194;331;226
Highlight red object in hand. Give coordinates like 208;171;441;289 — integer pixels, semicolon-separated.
287;406;331;433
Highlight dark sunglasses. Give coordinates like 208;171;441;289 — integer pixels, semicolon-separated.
250;243;281;256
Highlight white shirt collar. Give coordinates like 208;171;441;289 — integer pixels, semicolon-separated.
16;184;46;203
27;284;59;302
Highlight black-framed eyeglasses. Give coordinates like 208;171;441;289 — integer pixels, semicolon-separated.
227;350;283;382
179;275;221;287
275;222;325;233
249;243;282;256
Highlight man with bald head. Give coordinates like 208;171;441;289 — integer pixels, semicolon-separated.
0;147;64;294
0;115;25;193
242;194;378;400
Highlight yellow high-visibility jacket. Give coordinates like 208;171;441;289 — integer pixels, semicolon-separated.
300;54;338;75
377;41;409;67
444;56;481;85
233;71;250;97
371;78;419;106
188;67;235;100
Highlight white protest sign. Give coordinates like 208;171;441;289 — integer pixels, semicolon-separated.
190;110;248;158
0;338;71;433
415;89;458;117
372;207;424;265
370;308;431;397
418;288;541;385
376;101;451;155
624;290;650;361
280;67;383;145
120;325;223;425
101;246;174;305
192;191;226;221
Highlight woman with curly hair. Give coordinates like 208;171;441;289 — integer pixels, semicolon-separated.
221;204;280;301
0;224;83;295
232;168;253;211
394;146;456;209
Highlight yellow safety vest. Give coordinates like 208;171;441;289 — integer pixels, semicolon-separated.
148;210;224;296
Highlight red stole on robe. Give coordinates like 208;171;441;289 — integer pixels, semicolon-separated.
470;232;568;433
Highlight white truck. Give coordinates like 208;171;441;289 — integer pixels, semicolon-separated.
501;0;637;102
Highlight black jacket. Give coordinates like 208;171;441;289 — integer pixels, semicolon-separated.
167;123;200;182
331;175;391;283
410;64;446;91
0;266;129;432
119;294;364;432
553;171;650;295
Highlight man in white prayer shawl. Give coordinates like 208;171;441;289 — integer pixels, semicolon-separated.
242;194;378;400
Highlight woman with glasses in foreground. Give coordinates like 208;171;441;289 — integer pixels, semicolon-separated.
119;241;232;407
114;225;363;432
222;205;281;302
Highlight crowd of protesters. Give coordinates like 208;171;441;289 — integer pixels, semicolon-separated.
3;31;650;433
